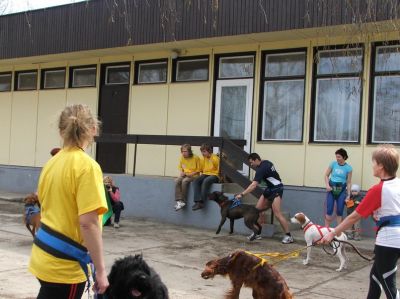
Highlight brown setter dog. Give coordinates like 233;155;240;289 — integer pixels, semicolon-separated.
23;193;41;238
201;250;293;299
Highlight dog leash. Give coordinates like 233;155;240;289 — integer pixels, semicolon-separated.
331;238;375;261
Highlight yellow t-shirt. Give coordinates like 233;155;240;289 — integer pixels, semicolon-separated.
178;155;200;175
200;153;220;176
29;147;108;284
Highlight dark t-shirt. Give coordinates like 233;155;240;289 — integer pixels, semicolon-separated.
253;160;282;188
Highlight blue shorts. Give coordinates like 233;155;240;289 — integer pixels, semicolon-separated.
263;185;284;202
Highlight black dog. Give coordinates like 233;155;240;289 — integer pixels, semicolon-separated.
99;254;169;299
208;191;262;241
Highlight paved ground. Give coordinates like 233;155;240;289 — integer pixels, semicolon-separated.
0;193;391;299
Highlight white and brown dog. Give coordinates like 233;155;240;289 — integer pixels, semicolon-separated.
291;212;347;271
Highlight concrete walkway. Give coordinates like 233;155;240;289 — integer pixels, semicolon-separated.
0;192;390;299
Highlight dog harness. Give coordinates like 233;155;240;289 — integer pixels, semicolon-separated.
227;195;242;209
376;215;400;232
34;223;95;293
303;222;333;240
25;204;40;224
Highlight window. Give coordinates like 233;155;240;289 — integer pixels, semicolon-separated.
218;56;254;78
42;68;65;89
136;60;167;84
0;72;12;92
260;50;306;141
15;71;37;91
370;43;400;144
70;66;96;87
174;57;209;82
312;47;363;142
105;65;130;85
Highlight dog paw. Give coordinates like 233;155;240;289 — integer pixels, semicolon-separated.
229;231;233;235
302;260;309;265
336;268;343;272
215;230;220;234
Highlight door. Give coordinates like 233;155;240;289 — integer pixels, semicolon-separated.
97;63;130;173
214;79;253;173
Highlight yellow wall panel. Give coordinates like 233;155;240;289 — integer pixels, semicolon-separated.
9;92;39;166
168;83;211;135
134;144;166;176
35;90;66;166
0;93;12;164
130;85;169;134
253;144;306;187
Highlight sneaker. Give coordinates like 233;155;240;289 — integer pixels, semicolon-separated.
281;235;294;244
175;201;186;211
247;233;262;241
114;222;120;228
192;202;204;211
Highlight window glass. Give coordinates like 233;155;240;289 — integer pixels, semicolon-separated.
44;69;65;89
176;59;208;81
265;52;306;77
72;67;96;87
17;72;37;90
375;46;400;72
0;73;11;92
314;78;361;142
138;62;167;84
372;76;400;143
317;49;363;75
106;65;130;85
262;80;304;141
219;56;254;78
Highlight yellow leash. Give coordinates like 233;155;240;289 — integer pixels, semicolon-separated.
245;245;311;269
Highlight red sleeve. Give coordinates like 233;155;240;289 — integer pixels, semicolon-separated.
356;181;383;218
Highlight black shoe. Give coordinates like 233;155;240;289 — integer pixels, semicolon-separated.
192;202;204;211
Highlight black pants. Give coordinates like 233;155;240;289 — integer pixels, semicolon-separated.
37;280;86;299
112;201;124;223
367;244;400;299
192;174;219;203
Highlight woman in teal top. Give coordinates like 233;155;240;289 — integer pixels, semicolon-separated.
324;148;353;227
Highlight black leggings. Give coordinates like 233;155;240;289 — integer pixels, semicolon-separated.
37;280;86;299
367;244;400;299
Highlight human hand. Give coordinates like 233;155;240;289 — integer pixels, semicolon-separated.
180;172;185;177
320;230;335;244
94;270;109;294
235;193;243;199
326;186;332;192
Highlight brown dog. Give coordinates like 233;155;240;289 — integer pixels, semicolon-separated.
201;250;293;299
23;193;41;238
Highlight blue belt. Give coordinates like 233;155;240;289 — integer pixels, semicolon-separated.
376;215;400;231
34;223;95;293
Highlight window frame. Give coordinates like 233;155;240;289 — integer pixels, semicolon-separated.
0;72;12;92
258;48;307;142
369;41;400;144
215;53;256;80
69;65;97;88
41;68;66;90
310;45;364;144
14;70;38;91
172;55;209;82
134;59;168;85
104;64;130;86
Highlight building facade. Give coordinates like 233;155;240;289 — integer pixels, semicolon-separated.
0;0;399;193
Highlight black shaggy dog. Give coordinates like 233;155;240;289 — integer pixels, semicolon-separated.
208;191;262;240
99;254;169;299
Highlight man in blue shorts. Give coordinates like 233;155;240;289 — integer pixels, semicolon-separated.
235;153;293;244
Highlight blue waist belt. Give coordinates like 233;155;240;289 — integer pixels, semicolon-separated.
34;223;94;289
376;215;400;231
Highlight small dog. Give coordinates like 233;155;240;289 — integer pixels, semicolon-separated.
208;191;262;241
291;212;348;271
100;254;169;299
23;193;41;238
202;250;293;299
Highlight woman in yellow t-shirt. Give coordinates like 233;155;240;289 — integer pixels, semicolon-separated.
174;144;200;211
29;104;109;298
192;143;220;210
